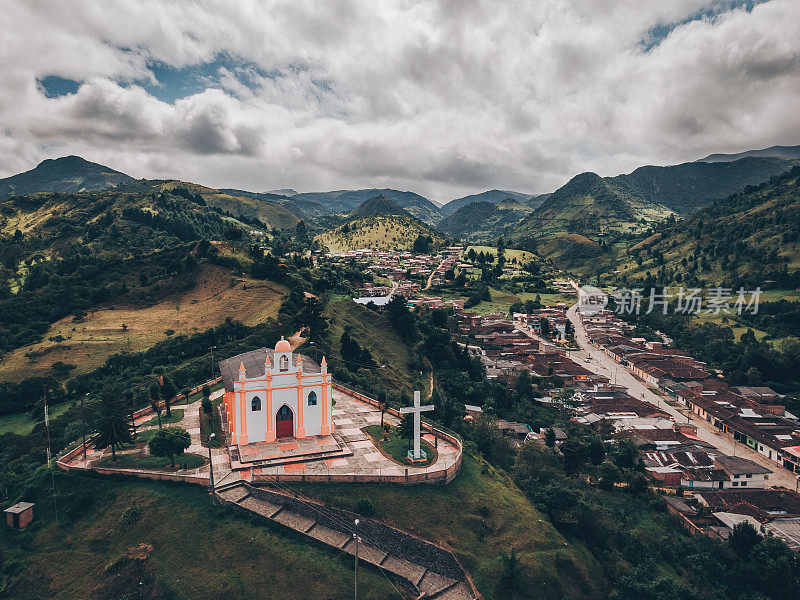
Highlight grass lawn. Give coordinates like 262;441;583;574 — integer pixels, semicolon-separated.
0;473;399;600
0;400;73;435
200;405;223;448
98;452;206;471
363;425;437;466
290;453;605;600
142;408;184;427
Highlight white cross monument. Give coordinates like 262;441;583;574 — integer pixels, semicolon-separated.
400;391;434;461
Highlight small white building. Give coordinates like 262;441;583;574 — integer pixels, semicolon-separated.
219;338;333;445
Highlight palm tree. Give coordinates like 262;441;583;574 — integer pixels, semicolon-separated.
93;388;134;462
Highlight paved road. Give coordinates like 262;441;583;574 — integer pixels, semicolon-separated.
566;302;800;490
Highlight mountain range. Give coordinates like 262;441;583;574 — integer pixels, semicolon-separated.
3;146;798;258
698;144;800;163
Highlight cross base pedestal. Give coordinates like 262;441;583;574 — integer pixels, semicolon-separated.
407;449;427;462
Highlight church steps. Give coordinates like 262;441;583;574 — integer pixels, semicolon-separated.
342;538;388;565
218;482;478;600
417;570;458;597
429;581;473;600
236;444;353;469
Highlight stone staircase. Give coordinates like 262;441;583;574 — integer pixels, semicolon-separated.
216;481;478;599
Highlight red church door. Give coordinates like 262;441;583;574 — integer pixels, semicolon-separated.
275;405;294;438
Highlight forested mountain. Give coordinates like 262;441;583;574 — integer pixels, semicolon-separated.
440;189;533;216
614;165;800;289
348;195;411;219
699;144;800;163
0;156;135;199
291;188;443;226
611;156;798;214
437;200;533;240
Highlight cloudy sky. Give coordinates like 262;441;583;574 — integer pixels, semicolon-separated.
1;0;799;203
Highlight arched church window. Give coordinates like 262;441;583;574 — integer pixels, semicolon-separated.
251;397;261;411
279;355;289;371
307;391;317;406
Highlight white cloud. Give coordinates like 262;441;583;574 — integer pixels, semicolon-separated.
0;0;798;202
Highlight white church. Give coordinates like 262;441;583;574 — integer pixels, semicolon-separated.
219;338;333;445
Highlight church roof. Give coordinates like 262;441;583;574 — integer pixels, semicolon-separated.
218;347;321;393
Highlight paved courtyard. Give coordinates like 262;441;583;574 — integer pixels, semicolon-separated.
60;384;461;486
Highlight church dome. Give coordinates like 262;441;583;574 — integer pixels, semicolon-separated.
275;337;291;352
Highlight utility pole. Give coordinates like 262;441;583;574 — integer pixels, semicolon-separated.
354;518;360;600
210;345;217;380
81;392;88;458
208;432;216;504
44;386;58;525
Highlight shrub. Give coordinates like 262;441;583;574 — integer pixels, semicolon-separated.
355;498;375;517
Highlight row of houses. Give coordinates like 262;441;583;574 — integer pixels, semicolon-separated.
580;308;800;477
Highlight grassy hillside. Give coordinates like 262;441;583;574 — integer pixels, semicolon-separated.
314;296;422;396
0;156;134;200
438;201;533;241
293;454;605;600
0;473;398;600
316;215;447;252
0;265;285;382
613;165;800;287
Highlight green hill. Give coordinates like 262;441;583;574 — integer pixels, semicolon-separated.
437;200;533;240
292;188;443;226
441;189;533;216
162;182;299;229
614;164;800;288
316;214;447;252
509;171;675;243
0;156;134;200
349;195;411;219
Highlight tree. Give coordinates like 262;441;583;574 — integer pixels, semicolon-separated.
545;428;556;448
400;413;415;449
92;390;135;462
148;427;191;468
224;226;243;252
149;383;162;429
378;389;388;430
161;376;177;417
201;396;213;421
729;521;761;559
499;547;523;593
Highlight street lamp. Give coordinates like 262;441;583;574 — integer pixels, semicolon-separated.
81;392;88;458
353;518;360;600
208;432;216;503
209;345;217;380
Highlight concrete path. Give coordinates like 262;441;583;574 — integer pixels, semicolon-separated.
566;302;799;489
217;481;477;599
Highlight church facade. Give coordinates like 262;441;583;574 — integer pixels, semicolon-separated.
218;338;333;445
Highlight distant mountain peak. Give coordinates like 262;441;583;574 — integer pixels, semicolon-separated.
0;155;134;200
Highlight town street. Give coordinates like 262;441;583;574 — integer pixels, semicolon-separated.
565;302;800;490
